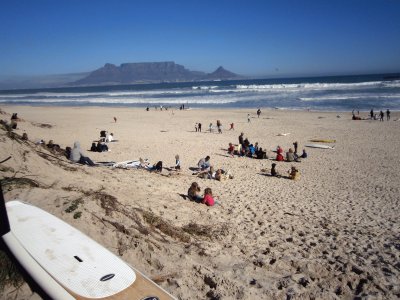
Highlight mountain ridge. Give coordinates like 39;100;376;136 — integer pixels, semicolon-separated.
73;61;240;86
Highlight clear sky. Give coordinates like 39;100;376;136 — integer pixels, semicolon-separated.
1;0;400;77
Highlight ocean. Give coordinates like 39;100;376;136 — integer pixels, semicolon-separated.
0;73;399;111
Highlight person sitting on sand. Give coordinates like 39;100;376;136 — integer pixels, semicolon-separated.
249;144;256;157
188;182;202;202
276;146;284;161
286;148;295;162
288;166;300;180
271;163;281;177
11;113;20;121
202;187;215;206
140;158;163;172
198;156;211;170
69;141;95;166
300;149;308;158
256;147;267;159
228;143;235;157
96;140;109;152
106;133;114;143
215;169;233;181
174;154;181;170
46;140;61;152
352;113;362;120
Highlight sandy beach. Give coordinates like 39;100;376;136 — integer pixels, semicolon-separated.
1;105;399;299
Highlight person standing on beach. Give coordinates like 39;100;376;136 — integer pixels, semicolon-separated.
379;110;384;122
257;109;261;118
293;141;298;155
216;120;222;134
386;109;391;121
247;114;251;123
195;123;198;132
239;132;244;146
229;123;234;130
198;123;202;132
370;109;374;119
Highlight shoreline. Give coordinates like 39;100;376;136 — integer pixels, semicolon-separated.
3;104;397;113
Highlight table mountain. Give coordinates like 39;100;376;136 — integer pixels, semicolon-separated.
74;62;239;85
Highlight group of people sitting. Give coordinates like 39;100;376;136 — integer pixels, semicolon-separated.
270;163;300;180
187;182;216;206
275;142;307;162
228;133;268;159
90;131;115;152
193;156;233;181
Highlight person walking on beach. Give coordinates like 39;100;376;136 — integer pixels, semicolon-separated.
216;120;222;134
379;110;384;122
257;109;261;118
386;109;391;121
195;123;198;132
229;123;234;130
370;109;374;120
247;114;251;123
198;123;202;132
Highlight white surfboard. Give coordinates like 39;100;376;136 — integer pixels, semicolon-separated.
2;200;175;300
305;144;335;149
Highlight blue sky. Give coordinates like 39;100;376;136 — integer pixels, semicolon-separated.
1;0;400;77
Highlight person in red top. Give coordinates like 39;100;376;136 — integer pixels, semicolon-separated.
202;188;215;206
276;146;284;161
228;143;235;157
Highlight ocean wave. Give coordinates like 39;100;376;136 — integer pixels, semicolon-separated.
0;96;239;105
192;86;218;90
299;95;400;102
236;81;386;91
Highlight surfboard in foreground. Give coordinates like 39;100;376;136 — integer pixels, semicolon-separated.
305;143;335;149
0;198;175;300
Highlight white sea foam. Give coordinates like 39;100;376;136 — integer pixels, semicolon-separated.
299;95;400;102
236;81;385;91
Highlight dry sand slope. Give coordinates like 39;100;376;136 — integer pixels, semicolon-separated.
0;105;399;299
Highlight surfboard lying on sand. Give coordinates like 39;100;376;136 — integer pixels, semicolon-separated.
305;144;335;149
277;133;291;136
309;139;336;143
0;198;175;300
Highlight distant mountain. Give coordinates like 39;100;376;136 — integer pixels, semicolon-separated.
73;62;239;86
207;66;238;80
